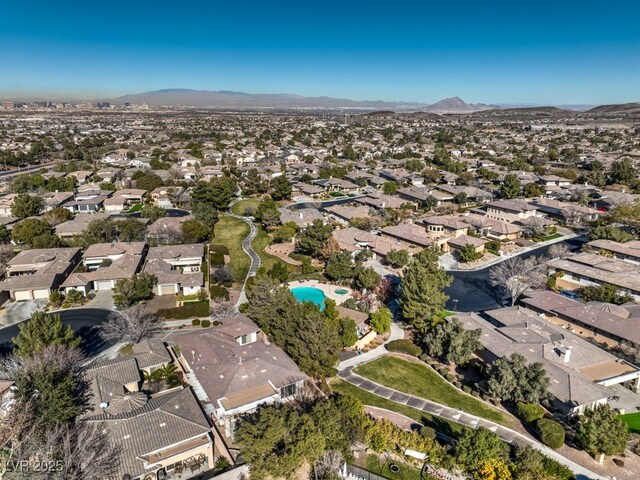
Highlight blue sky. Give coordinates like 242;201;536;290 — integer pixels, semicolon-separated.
1;1;639;104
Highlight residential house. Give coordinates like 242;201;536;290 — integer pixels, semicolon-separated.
323;204;371;224
587;239;640;264
151;186;184;208
61;242;147;294
547;252;640;300
172;315;308;438
146;216;193;245
55;212;111;239
143;244;205;296
332;226;396;258
422;215;468;240
485;200;540;223
0;247;81;301
529;197;600;224
457;306;640;414
41;191;75;211
279;207;324;228
103;189;146;213
313;178;360;194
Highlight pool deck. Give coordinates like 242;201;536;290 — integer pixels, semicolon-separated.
288;280;353;305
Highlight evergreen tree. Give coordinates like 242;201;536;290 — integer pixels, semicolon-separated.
399;247;452;332
13;312;81;359
500;174;521;199
575;404;629;458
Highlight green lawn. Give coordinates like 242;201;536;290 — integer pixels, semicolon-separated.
330;378;466;438
358;454;425;480
619;412;640;433
231;198;261;216
213;214;250;285
252;225;280;272
354;356;510;426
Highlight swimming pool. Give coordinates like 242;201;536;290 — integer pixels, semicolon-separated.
290;286;326;310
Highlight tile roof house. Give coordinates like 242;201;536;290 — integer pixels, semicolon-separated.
332;226;397;257
55;212;111;239
323;204;372;224
61;242;147;294
587;239;640;265
279;207;324;228
0;247;81;301
172;315;307;438
485;200;540;223
547;252;640;300
145;215;194;245
103;188;146;213
456;306;640;414
143;244;204;296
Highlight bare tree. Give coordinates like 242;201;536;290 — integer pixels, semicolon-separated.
490;256;547;306
314;450;345;480
547;243;571;260
520;216;547;238
100;304;162;344
211;301;237;320
0;245;15;273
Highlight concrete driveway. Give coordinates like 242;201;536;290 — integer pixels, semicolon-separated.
87;290;115;310
0;299;48;328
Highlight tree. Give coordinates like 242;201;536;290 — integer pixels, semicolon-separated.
273;222;297;243
140;204;166;222
489;256;546;306
11;193;43;218
242;168;269;195
453;192;468;205
100;304;162;344
255;197;280;228
181;218;211;243
385;249;409;268
610;200;640;234
473;459;512;480
338;317;358;347
191;176;237;211
382;181;397;195
576;283;631;305
270;175;292;201
457;244;483;263
234;404;325;479
0;245;15;272
486;353;549;403
43;206;72;226
589;224;635;243
191;201;219;228
399;247;452;332
523;182;545;197
500;174;521;199
575;404;629;458
369;307;392;334
423;318;481;365
353;267;380;292
115;218;145;241
610;158;635;185
13;312;81;359
325;251;355;282
134;172;164;191
11;218;54;247
113;273;157;309
454;427;509;471
296;220;333;258
84;217;118;243
267;261;289;282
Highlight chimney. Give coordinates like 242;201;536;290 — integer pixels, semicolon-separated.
560;346;572;363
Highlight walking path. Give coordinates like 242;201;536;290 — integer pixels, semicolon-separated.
338;321;404;371
338;365;606;480
227;199;261;306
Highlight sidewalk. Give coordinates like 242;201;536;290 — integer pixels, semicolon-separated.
338;366;606;480
338;321;404;371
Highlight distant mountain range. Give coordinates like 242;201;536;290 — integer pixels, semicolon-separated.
108;89;504;112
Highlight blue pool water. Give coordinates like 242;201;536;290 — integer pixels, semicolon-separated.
290;286;326;310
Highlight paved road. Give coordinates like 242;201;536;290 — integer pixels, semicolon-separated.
445;236;587;312
0;307;112;357
339;366;606;480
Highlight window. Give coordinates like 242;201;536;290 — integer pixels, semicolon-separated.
280;383;297;398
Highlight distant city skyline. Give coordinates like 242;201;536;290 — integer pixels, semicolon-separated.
1;1;639;105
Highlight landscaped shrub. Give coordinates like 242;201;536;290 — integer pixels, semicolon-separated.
210;285;230;301
210;252;225;266
192;318;201;326
516;402;545;423
210;244;230;255
159;301;210;320
536;418;565;449
445;372;456;383
385;339;422;357
212;320;220;327
201;320;211;328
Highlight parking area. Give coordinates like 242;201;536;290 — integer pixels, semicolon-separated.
86;290;115;310
0;299;48;328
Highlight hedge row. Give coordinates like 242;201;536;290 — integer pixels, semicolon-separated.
385;339;422;357
516;402;545;423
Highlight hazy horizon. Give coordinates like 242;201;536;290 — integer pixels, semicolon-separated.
2;1;639;105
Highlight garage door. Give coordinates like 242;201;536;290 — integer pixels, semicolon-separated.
33;289;50;299
14;290;33;301
95;280;113;291
158;284;178;296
